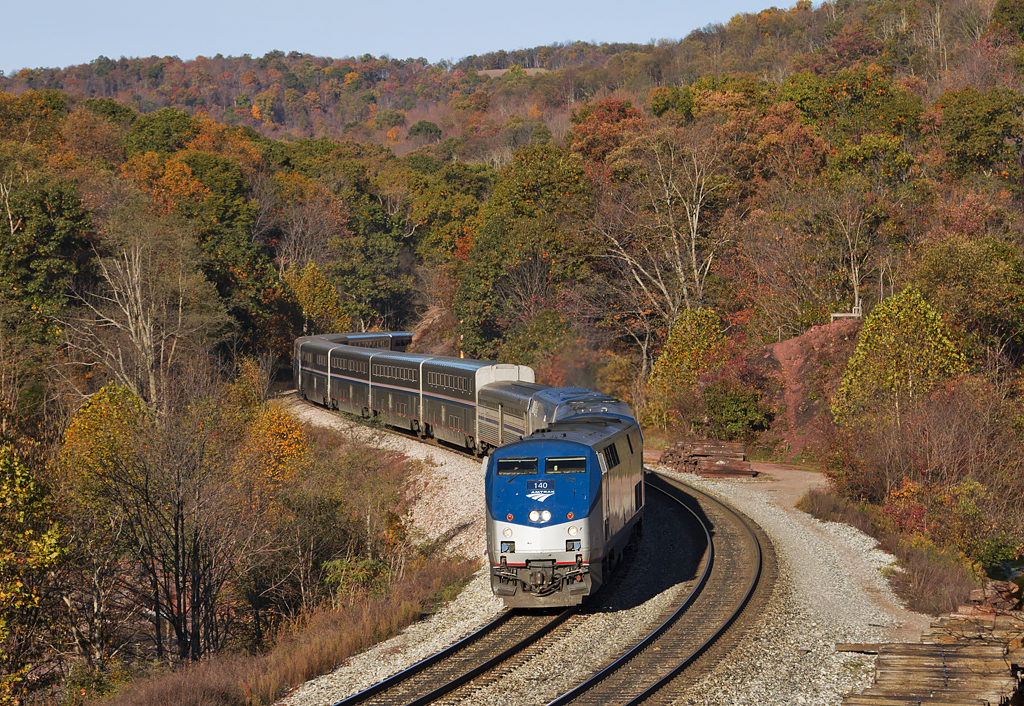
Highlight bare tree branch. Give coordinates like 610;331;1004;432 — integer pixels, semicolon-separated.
588;118;736;369
62;195;229;413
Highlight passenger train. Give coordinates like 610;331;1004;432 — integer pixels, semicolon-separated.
293;332;644;607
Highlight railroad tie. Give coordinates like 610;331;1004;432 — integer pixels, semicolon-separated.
941;645;948;691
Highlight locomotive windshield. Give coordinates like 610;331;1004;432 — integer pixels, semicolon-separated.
544;456;587;474
496;458;538;475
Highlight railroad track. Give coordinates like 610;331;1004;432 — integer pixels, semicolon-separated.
334;608;575;706
544;471;768;706
323;464;770;706
292;396;770;704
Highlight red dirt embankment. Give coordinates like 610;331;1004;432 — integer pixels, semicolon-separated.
757;318;862;460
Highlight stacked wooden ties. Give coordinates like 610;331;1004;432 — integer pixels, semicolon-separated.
657;439;757;478
839;600;1022;706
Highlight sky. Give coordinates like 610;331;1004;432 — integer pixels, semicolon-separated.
2;0;788;76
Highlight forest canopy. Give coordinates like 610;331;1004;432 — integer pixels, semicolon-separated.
4;0;1024;700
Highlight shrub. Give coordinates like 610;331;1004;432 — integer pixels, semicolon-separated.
99;558;476;706
824;377;1024;561
880;537;982;616
796;486;881;535
407;120;441;142
701;378;773;442
372;109;406;130
798;487;983;616
645;328;779;441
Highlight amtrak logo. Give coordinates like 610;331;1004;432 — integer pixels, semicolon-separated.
526;490;555;502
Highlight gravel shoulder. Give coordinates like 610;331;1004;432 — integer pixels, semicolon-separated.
663;462;931;705
278;397;928;706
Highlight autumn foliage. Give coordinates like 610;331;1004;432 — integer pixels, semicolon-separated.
645;308;726;427
5;0;1024;697
832;287;967;425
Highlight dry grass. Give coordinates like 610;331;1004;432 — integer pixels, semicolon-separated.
94;657;254;706
877;536;981;616
99;558;476;706
796;487;982;616
795;486;877;535
639;429;673;451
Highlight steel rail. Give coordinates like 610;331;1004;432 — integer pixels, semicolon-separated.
332;607;575;706
544;472;762;706
623;474;763;705
304;396;762;706
331;609;513;706
401;607;575;706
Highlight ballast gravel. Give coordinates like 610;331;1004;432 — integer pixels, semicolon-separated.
663;468;929;706
277;397;930;706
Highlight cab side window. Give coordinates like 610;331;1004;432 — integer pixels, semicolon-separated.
600;443;620;469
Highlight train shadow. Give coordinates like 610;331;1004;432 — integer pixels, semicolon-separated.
581;473;712;614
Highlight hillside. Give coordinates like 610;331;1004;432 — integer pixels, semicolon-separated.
3;0;1020;157
4;0;1024;701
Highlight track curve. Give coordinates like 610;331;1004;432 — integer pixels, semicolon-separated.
293;397;773;705
543;472;766;706
333;609;575;706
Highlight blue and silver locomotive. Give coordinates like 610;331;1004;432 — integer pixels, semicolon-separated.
294;333;644;607
484;389;644;607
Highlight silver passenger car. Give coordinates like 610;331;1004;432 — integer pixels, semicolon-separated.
294;334;535;452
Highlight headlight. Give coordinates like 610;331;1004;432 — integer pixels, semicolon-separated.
568;526;578;536
541;510;551;522
503;527;513;537
529;510;540;522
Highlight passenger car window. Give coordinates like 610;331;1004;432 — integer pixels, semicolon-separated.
545;457;587;474
496;458;539;475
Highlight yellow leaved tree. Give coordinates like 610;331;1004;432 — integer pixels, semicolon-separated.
232;402;308;513
59;375;310;662
646;307;726;428
1;443;62;705
832;287;967;426
284;262;351;335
